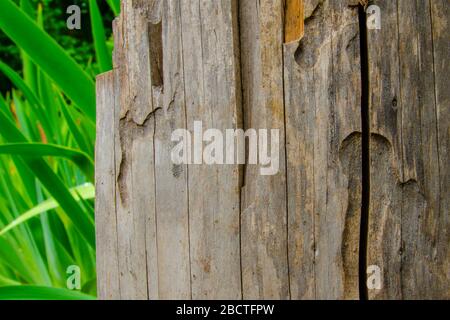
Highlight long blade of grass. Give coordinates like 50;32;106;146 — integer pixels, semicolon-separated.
0;94;8;111
0;286;96;300
0;274;21;286
0;238;35;283
0;109;95;247
19;0;38;95
0;0;96;121
0;60;42;109
0;162;53;286
0;184;94;237
59;95;92;157
35;183;63;286
11;92;33;140
0;60;54;138
106;0;121;16
89;0;112;73
0;143;94;181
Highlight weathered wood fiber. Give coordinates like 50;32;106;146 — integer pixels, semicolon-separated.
95;0;449;300
180;0;242;299
153;0;191;299
284;0;362;299
239;0;290;299
367;0;449;299
113;0;159;299
431;0;450;298
285;0;305;43
95;71;120;300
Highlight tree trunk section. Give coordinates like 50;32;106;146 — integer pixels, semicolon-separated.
95;0;449;300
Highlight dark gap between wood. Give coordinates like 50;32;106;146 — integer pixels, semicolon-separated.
358;5;370;301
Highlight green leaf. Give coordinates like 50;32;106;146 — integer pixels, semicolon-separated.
0;184;94;237
0;238;35;283
0;0;96;121
0;59;54;138
0;108;95;248
0;143;94;181
20;0;38;95
106;0;121;16
89;0;113;73
0;93;8;111
0;60;42;109
0;275;21;286
59;95;93;157
0;286;96;300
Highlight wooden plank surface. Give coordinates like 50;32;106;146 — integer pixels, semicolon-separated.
239;0;290;299
284;0;362;299
285;0;305;43
430;0;450;298
95;71;120;300
367;0;449;299
180;0;242;299
113;0;157;299
95;0;449;300
153;0;191;299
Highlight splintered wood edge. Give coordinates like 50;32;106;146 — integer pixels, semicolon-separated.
284;0;305;44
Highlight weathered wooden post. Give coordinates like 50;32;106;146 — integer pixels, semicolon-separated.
365;0;449;299
95;0;449;300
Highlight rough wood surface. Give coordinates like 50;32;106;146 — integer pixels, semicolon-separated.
284;0;362;299
95;0;449;300
367;0;449;299
239;0;290;299
285;0;305;43
113;0;161;299
180;0;242;299
153;0;191;299
95;71;120;300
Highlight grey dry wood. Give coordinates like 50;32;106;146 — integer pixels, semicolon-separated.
95;0;449;300
431;0;450;298
180;0;242;299
239;0;290;299
113;0;157;299
95;71;120;300
153;0;191;299
366;0;449;299
284;0;362;299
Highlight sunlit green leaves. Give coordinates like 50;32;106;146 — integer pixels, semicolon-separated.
0;285;95;300
89;0;113;73
0;184;94;237
0;0;116;299
0;0;96;121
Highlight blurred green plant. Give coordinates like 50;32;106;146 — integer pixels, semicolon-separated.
0;0;116;93
0;0;119;299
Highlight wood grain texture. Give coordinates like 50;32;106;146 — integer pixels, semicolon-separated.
153;0;191;299
239;0;289;299
431;0;450;298
180;0;242;299
284;0;362;299
284;0;305;43
367;0;449;299
95;0;449;300
95;71;120;300
113;0;158;300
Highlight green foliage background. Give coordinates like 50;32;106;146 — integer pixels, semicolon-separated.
0;0;119;299
0;0;114;93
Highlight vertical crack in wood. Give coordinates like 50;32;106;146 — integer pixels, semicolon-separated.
235;0;246;299
358;4;370;301
148;21;164;88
